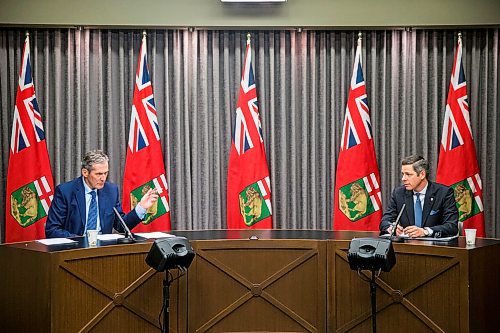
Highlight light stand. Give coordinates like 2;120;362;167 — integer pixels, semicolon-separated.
347;237;396;333
145;237;195;333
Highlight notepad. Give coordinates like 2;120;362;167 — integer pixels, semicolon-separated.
134;232;176;239
36;238;77;245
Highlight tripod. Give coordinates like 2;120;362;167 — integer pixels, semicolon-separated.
161;271;172;333
357;268;381;333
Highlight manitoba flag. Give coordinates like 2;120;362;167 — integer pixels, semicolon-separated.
333;35;382;231
227;34;272;229
436;34;485;237
122;33;171;232
6;35;54;242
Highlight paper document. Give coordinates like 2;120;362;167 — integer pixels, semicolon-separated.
135;232;176;239
97;234;125;240
36;238;77;245
379;233;409;238
380;233;458;242
412;235;459;242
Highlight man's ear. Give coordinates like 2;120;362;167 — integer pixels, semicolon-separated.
81;168;88;177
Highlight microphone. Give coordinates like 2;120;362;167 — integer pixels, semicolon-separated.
112;207;136;244
389;203;406;243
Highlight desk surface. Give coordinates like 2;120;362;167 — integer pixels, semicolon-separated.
1;229;499;333
4;229;499;253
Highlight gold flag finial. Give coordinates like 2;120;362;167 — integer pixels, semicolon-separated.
142;30;147;39
247;33;251;43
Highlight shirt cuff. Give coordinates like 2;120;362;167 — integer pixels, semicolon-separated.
134;204;147;220
424;227;434;236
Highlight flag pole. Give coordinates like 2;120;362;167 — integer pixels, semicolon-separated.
247;32;251;44
458;31;462;43
358;32;362;45
142;30;147;40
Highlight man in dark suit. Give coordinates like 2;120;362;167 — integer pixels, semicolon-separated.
45;150;158;238
380;155;458;238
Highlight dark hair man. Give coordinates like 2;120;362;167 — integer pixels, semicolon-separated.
380;155;458;238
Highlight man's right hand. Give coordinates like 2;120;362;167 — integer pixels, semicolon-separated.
387;224;404;236
138;188;159;210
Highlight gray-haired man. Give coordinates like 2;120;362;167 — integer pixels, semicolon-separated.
45;150;158;238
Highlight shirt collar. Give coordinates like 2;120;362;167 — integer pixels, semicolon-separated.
82;177;95;195
414;182;428;196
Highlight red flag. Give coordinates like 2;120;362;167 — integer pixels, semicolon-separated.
333;36;382;231
122;34;171;232
436;35;485;237
227;35;272;229
5;35;54;242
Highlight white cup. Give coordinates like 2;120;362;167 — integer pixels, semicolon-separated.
87;230;98;247
464;228;477;246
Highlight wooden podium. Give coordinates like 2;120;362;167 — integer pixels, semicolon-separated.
1;230;499;333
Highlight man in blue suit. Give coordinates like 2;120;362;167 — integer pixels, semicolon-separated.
380;155;458;238
45;150;159;238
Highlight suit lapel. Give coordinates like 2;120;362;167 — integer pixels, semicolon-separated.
97;185;108;230
75;177;87;229
404;190;415;225
422;181;436;226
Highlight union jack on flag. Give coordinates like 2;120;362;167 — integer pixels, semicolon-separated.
128;40;160;153
436;34;485;237
333;34;382;231
122;32;171;232
6;34;54;242
440;38;471;152
233;40;263;155
227;34;272;229
11;43;46;154
340;47;373;151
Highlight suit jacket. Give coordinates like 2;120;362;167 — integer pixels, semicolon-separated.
45;177;141;238
379;181;458;238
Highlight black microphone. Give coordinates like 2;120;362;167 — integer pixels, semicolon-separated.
112;207;136;244
390;203;406;243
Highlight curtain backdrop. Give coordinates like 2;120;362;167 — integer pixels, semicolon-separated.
1;28;498;241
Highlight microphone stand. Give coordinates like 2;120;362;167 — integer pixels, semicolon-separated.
112;207;136;244
389;204;406;243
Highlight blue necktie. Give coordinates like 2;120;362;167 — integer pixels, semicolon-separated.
87;191;98;230
414;192;422;227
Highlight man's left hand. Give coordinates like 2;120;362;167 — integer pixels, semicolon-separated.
403;226;426;238
138;188;159;210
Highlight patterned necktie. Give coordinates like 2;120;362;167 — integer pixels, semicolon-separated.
87;191;98;230
414;192;422;227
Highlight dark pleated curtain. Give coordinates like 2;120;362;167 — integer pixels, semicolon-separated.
0;28;498;241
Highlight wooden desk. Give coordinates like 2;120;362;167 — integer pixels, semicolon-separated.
1;230;499;333
0;238;184;333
